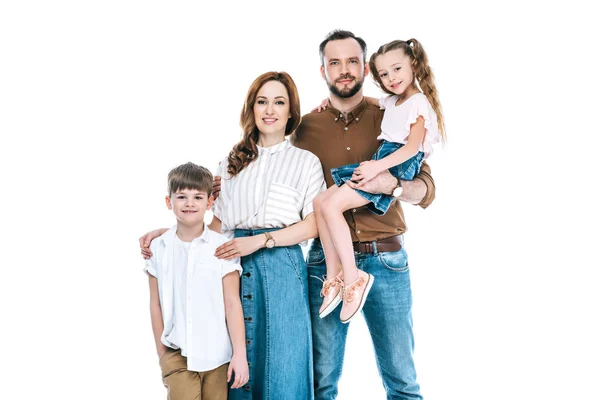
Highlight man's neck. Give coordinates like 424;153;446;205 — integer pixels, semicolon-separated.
329;91;364;119
176;222;205;242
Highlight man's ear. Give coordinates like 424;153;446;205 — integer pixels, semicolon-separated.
320;65;326;80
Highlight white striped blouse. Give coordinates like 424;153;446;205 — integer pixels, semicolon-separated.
212;139;326;239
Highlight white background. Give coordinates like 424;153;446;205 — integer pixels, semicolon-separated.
1;1;598;399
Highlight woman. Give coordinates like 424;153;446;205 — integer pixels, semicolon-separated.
141;71;324;399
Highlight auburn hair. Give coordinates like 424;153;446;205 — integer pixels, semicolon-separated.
227;71;301;176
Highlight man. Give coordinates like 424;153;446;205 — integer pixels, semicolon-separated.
290;30;435;400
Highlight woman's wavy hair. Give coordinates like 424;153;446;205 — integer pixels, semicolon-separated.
369;39;446;142
227;71;301;176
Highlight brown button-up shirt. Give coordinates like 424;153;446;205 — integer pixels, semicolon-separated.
290;98;436;242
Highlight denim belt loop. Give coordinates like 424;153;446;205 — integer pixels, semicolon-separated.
372;241;378;255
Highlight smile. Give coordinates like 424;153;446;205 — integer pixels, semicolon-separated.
262;118;278;125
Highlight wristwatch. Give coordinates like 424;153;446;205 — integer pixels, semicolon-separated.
264;232;276;249
392;178;403;197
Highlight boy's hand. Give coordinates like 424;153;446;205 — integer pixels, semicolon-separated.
227;354;249;389
352;160;383;187
139;228;169;259
212;175;221;199
215;236;263;260
311;98;329;113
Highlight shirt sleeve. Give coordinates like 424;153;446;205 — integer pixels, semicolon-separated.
414;161;436;209
301;154;327;219
212;159;225;221
379;95;393;110
143;241;159;277
221;258;242;278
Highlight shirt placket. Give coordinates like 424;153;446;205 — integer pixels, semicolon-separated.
186;242;195;353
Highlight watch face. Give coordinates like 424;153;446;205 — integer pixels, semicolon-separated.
266;239;275;248
393;186;403;197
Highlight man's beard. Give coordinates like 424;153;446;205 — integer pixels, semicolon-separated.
327;74;364;98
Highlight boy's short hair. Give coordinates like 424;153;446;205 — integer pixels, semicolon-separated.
167;162;213;197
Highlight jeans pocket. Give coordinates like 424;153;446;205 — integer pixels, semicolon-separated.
306;248;325;266
378;248;409;272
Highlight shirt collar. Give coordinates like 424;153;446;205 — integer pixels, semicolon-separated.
257;138;292;155
326;98;369;122
161;224;211;245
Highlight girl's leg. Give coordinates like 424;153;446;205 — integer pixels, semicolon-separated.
321;184;375;323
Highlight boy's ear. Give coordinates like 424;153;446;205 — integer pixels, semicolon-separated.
165;195;173;210
207;195;214;210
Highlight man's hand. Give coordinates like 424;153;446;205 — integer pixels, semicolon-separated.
227;353;249;389
215;236;263;260
212;176;221;200
347;169;396;195
139;228;169;259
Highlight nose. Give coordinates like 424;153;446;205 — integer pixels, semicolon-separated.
265;102;275;115
341;62;349;74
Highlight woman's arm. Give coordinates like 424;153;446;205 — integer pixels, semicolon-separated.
140;228;169;259
214;213;318;260
208;215;222;234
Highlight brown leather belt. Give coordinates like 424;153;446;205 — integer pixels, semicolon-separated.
352;234;403;254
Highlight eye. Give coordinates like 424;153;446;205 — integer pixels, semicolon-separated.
350;59;358;64
195;196;203;200
257;100;266;105
395;67;401;71
276;100;285;105
380;73;387;78
330;61;338;66
177;195;185;200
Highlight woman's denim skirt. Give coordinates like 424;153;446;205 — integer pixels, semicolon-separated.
229;228;314;400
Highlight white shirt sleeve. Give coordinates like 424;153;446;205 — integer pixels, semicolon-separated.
212;160;225;221
143;241;159;277
301;155;326;219
221;258;242;277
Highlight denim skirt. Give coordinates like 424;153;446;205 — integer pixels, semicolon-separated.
330;140;424;216
228;228;314;400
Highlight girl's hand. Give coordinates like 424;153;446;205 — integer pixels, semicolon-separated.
228;354;249;389
352;160;383;187
311;98;329;113
215;236;263;260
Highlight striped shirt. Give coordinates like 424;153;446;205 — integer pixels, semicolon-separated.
212;139;326;239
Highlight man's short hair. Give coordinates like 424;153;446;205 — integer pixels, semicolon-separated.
319;29;367;66
167;162;213;197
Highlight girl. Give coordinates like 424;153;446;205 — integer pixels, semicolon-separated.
314;38;446;323
141;72;325;399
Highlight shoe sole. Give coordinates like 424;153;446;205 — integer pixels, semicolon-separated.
319;295;342;319
341;274;374;324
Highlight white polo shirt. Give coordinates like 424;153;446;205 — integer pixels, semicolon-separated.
144;225;242;372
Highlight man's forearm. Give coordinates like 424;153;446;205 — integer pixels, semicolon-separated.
398;178;427;205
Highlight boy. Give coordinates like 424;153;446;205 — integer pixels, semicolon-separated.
144;162;248;400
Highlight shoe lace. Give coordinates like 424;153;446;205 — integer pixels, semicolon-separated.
342;276;366;303
320;275;344;297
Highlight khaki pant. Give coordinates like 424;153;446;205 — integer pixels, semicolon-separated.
159;348;228;400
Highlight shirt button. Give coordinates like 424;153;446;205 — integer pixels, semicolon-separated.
357;230;361;234
334;118;338;121
355;118;359;121
344;127;348;131
346;147;350;151
339;113;343;118
352;209;356;212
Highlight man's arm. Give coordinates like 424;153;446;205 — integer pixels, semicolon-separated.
149;275;167;358
346;160;436;208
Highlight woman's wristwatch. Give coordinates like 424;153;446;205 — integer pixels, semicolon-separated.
264;232;276;248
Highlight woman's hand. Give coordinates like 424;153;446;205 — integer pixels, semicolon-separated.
215;235;264;260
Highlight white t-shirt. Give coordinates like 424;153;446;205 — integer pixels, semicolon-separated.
213;139;326;240
378;92;440;158
144;225;242;372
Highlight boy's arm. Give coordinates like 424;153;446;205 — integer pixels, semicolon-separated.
149;275;168;358
222;271;249;388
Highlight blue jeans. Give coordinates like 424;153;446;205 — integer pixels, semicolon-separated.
330;140;424;216
229;228;314;400
307;238;422;400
